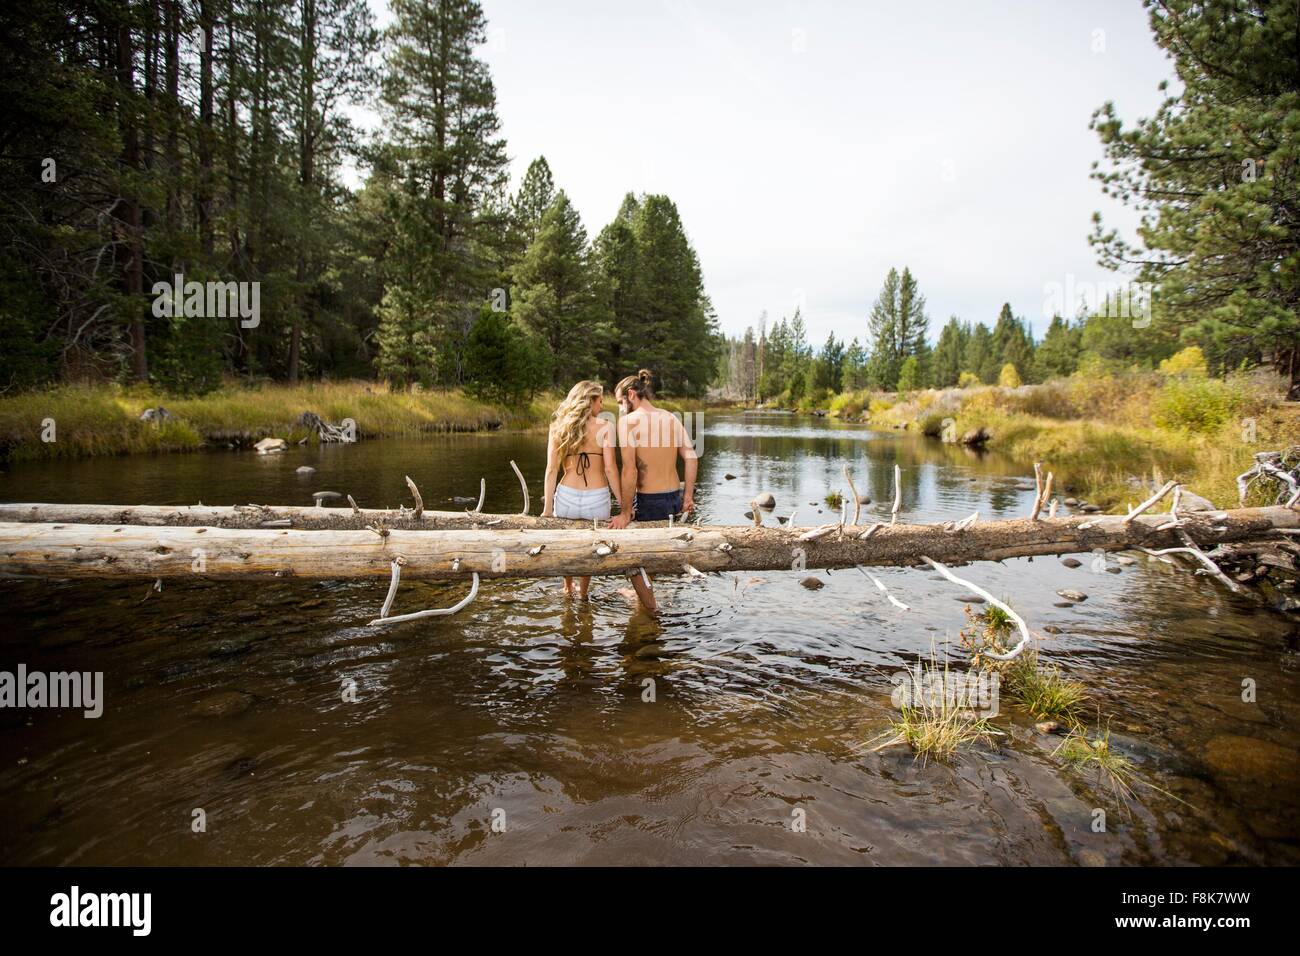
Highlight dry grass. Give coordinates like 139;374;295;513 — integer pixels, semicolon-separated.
0;380;554;462
874;655;1002;763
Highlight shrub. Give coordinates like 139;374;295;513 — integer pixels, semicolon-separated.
918;410;947;437
957;371;981;388
1153;375;1241;433
1158;345;1208;377
997;363;1022;388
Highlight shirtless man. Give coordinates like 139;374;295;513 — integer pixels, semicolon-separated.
607;369;699;610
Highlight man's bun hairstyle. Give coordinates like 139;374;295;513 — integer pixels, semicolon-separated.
616;369;655;401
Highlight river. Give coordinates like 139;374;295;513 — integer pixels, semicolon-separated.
1;411;1296;865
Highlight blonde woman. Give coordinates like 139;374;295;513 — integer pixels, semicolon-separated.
542;380;622;598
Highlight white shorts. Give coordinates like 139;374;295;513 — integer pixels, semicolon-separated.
554;484;612;520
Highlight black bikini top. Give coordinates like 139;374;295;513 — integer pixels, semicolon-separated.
564;451;592;486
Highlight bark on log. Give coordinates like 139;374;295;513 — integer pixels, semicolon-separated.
0;502;614;531
0;507;1296;581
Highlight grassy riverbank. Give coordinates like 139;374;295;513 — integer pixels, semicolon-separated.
833;366;1297;510
0;381;556;462
0;381;728;463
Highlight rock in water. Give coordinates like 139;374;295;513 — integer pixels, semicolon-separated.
1180;490;1216;512
296;466;316;476
254;437;288;454
724;473;737;480
799;577;825;590
1064;497;1079;506
1035;721;1062;734
190;691;253;718
1203;735;1300;790
1057;589;1088;602
1060;557;1082;568
753;492;776;509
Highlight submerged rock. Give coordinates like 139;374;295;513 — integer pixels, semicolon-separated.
190;691;253;719
1180;490;1217;512
799;577;825;590
1203;735;1300;789
1060;557;1082;568
1057;589;1088;602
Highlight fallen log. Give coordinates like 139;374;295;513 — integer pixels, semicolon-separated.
0;502;611;532
0;506;1296;581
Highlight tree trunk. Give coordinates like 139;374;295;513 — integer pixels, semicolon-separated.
2;508;1295;581
115;21;148;382
197;0;215;259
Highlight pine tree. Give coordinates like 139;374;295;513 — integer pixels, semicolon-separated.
991;304;1034;383
513;191;606;384
1034;315;1082;380
932;316;967;387
512;156;556;249
377;0;508;387
964;323;997;384
866;266;929;389
1090;0;1300;396
866;268;902;388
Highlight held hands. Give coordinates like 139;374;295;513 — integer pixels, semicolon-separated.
608;512;633;530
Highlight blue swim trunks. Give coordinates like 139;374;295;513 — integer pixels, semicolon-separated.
634;489;682;522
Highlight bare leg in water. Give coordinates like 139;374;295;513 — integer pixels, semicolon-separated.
563;575;592;599
629;569;658;612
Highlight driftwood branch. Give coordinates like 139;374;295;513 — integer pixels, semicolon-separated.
509;460;529;515
404;476;424;518
843;465;862;526
921;556;1032;660
890;464;901;526
367;572;480;627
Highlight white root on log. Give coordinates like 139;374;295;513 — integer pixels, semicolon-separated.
405;476;424;518
509;460;529;515
890;464;902;526
798;524;838;542
368;572;480;627
843;465;863;526
921;556;1032;660
379;556;407;618
857;566;910;611
1030;472;1054;522
1124;480;1178;524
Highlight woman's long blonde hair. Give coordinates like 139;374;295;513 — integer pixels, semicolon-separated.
551;380;604;462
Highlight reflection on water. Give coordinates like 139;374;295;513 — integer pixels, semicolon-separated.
0;412;1297;865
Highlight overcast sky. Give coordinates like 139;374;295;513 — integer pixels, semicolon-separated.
365;0;1175;344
